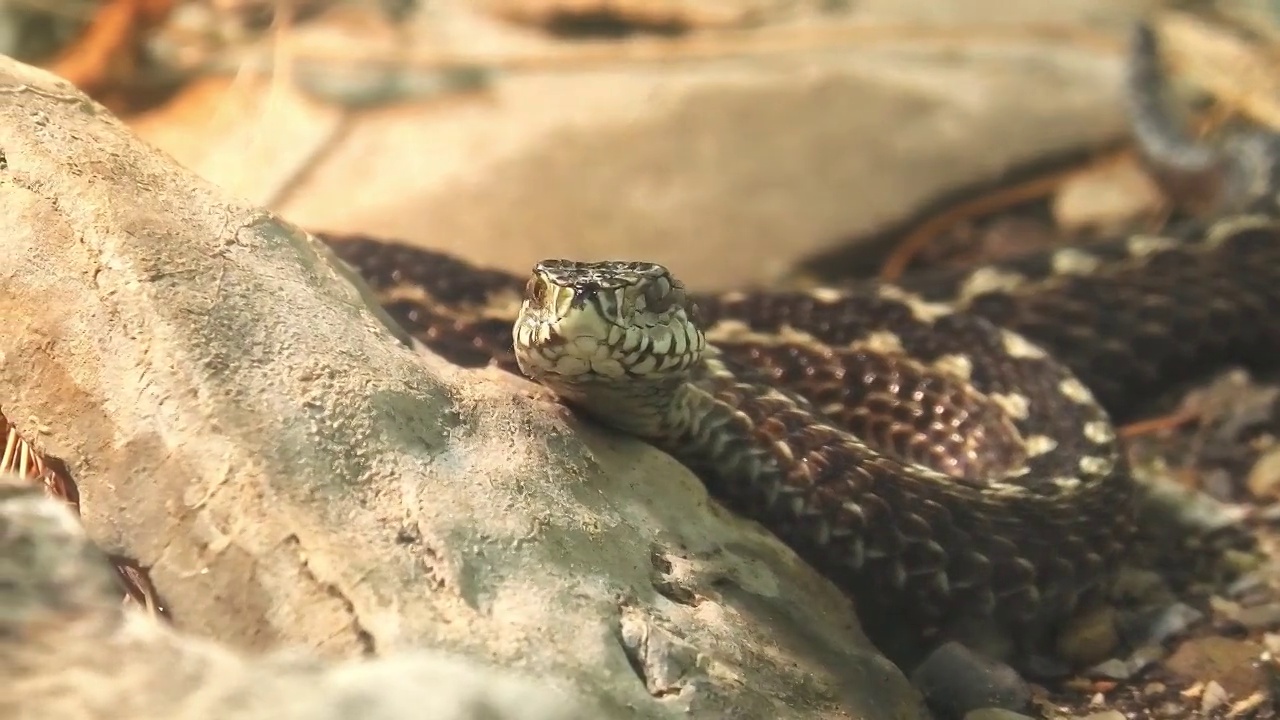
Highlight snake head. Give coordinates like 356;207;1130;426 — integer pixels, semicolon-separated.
513;259;706;390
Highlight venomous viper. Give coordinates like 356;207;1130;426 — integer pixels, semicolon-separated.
317;25;1280;666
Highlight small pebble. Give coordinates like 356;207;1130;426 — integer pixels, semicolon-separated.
911;642;1031;718
1119;602;1203;646
1057;605;1120;666
1124;645;1165;675
1085;641;1165;681
1210;595;1242;616
1230;601;1280;630
1086;659;1132;681
1201;680;1230;714
1226;571;1268;601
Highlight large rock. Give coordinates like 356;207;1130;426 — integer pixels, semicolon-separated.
0;57;927;718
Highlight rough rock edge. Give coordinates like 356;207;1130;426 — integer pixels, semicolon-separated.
0;58;927;719
0;474;596;720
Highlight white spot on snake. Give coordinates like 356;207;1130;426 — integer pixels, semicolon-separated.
850;331;905;355
703;319;753;342
1058;378;1094;404
1083;420;1115;445
990;392;1030;420
1000;331;1047;359
385;281;518;322
477;294;527;320
761;388;796;404
1051;248;1103;275
1051;476;1082;491
705;321;828;351
1024;435;1058;457
958;267;1026;300
1205;213;1275;247
1078;455;1112;476
932;353;973;380
984;481;1031;497
876;285;954;322
1126;234;1180;257
809;287;845;303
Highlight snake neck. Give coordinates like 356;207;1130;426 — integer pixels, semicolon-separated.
547;376;688;440
629;355;791;497
542;358;751;466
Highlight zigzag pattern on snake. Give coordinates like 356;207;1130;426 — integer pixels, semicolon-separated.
315;25;1280;664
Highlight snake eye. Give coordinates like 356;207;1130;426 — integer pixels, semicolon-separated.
643;276;675;314
686;299;702;325
526;276;548;307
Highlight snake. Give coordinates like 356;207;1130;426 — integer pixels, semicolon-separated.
316;24;1280;666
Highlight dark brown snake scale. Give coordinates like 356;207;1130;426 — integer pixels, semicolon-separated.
315;25;1280;667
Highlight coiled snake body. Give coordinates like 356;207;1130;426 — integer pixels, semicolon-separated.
320;27;1280;665
323;212;1280;662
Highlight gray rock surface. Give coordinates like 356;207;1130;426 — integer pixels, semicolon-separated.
0;57;928;719
0;474;593;720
